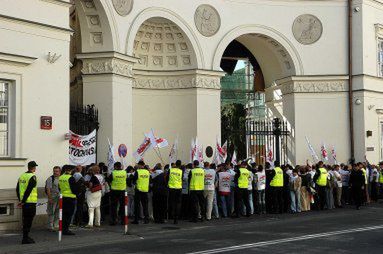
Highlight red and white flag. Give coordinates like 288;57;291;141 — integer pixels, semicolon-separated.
266;147;273;163
148;129;168;149
133;136;151;162
190;137;199;162
216;138;228;164
331;146;337;164
231;151;237;166
198;145;204;163
321;142;328;161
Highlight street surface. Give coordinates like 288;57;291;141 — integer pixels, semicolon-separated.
1;204;383;254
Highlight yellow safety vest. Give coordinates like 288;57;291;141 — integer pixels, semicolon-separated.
361;168;367;184
316;168;328;187
59;173;76;199
379;171;383;184
111;170;127;191
189;168;205;191
136;169;150;192
18;172;37;203
270;167;284;187
168;168;182;189
238;168;250;189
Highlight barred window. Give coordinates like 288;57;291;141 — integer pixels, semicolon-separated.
0;82;9;156
378;38;383;77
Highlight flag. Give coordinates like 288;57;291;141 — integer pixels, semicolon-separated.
190;137;199;162
148;129;169;149
231;151;237;166
133;136;151;162
198;145;204;163
305;136;319;163
266;147;273;163
321;142;328;161
331;146;337;164
169;137;178;165
216;137;228;164
107;138;115;175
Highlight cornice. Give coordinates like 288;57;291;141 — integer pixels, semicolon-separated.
0;52;37;66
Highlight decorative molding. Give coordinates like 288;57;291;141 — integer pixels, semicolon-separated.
78;52;138;77
40;0;73;7
133;71;223;90
292;14;323;45
112;0;134;17
281;80;348;94
0;52;37;66
375;23;383;37
194;4;221;37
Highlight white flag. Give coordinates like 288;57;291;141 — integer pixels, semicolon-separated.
321;142;329;162
305;136;319;163
169;137;178;165
331;146;337;164
231;151;237;166
133;136;151;162
148;129;169;149
107;138;115;175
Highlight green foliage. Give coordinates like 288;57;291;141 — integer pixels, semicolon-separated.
221;103;247;161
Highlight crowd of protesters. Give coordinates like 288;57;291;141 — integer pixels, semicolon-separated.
41;158;383;233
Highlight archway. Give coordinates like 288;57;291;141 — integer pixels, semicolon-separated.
215;26;302;164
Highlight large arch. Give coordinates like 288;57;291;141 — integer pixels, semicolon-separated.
213;24;304;86
125;7;204;69
74;0;118;53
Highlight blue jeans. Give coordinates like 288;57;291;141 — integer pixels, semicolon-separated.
212;191;219;218
220;195;231;217
257;190;266;214
243;191;254;215
290;190;301;212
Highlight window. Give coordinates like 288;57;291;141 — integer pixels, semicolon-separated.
378;38;383;77
0;82;9;156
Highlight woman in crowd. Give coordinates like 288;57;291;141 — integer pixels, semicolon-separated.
85;165;104;228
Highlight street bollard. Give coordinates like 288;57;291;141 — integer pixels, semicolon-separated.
58;194;62;242
124;191;129;234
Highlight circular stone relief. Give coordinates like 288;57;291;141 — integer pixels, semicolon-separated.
292;14;323;45
112;0;133;17
194;4;221;37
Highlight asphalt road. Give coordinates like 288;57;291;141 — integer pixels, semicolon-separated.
46;204;383;254
2;204;383;254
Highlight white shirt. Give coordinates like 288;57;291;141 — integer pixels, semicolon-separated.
248;172;254;191
255;170;266;190
333;171;342;188
204;169;216;191
218;171;231;193
228;168;236;187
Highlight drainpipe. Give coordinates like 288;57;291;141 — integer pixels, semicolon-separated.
348;0;355;162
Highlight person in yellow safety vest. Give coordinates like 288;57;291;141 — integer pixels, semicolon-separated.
16;161;38;244
313;161;328;210
379;162;383;198
167;160;184;224
358;162;369;204
269;161;284;214
188;160;206;223
233;161;251;218
370;164;379;202
132;160;151;224
59;165;77;236
108;161;127;226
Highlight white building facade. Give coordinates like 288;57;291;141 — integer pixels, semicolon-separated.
1;0;383;229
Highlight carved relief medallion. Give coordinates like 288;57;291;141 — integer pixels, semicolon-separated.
292;14;323;45
194;4;220;37
112;0;133;17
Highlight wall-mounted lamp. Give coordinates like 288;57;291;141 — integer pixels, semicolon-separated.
355;99;362;105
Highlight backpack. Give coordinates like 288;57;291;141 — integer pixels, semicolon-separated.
45;175;55;195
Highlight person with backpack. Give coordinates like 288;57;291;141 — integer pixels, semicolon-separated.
45;166;61;231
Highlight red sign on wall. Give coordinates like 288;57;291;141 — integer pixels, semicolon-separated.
40;116;52;130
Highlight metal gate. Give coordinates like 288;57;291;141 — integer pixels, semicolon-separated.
246;118;289;165
70;105;99;135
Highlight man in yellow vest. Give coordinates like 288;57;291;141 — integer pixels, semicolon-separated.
188;160;206;222
269;161;284;214
167;160;183;224
132;161;151;224
108;162;127;225
379;162;383;198
59;165;77;235
233;161;251;217
313;161;328;210
16;161;38;244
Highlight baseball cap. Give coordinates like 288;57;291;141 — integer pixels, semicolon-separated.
28;161;38;168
